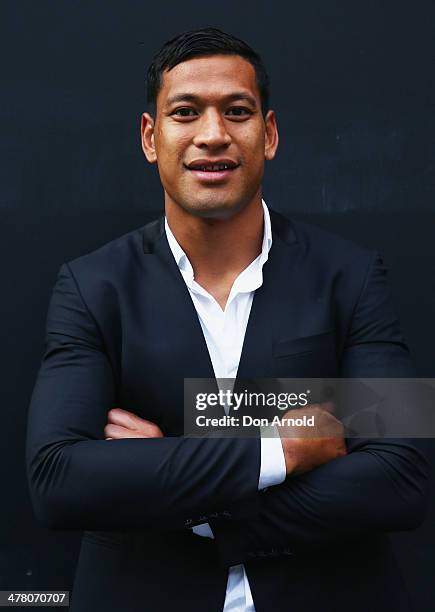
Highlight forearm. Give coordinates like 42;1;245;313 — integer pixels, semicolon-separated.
26;351;261;532
27;434;261;531
210;438;430;567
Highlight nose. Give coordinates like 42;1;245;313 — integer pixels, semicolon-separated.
192;109;232;149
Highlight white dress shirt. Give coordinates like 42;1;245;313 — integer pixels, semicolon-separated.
165;200;286;611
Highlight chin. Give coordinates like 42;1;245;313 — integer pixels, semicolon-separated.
178;196;246;220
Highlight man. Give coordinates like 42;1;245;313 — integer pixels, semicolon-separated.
26;28;429;612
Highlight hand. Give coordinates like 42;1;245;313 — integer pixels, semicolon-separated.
277;404;347;476
104;408;163;439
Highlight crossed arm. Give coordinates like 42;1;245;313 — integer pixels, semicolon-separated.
26;259;430;562
102;406;430;567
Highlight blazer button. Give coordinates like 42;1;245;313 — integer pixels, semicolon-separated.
185;519;193;526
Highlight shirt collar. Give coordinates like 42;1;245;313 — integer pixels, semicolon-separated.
165;199;273;295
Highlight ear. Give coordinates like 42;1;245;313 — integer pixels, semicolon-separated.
141;112;157;163
264;110;279;161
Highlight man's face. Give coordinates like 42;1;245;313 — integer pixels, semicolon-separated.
141;54;278;219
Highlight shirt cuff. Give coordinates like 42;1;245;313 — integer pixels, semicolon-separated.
258;424;286;490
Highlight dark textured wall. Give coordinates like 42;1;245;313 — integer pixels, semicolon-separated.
1;1;434;610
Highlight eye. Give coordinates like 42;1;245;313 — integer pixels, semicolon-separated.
226;107;252;118
171;107;197;118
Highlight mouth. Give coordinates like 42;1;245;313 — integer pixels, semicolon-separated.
184;160;240;183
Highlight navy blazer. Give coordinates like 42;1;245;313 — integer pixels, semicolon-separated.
26;210;429;612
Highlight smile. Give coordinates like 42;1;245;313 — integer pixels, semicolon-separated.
186;166;238;183
189;163;236;172
185;160;239;183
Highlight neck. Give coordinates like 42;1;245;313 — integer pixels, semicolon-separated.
165;195;265;279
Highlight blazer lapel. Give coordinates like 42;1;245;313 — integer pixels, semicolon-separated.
236;209;302;379
141;216;217;383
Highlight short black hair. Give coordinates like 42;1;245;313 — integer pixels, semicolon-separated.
146;27;270;117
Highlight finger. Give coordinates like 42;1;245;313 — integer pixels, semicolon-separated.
108;408;156;429
107;408;137;426
104;423;145;439
108;408;144;428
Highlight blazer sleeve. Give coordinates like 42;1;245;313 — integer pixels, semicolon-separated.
26;263;261;531
210;252;431;567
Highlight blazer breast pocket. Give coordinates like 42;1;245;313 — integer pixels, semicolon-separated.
273;331;335;359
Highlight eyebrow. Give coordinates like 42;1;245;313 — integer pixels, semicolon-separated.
164;92;258;108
